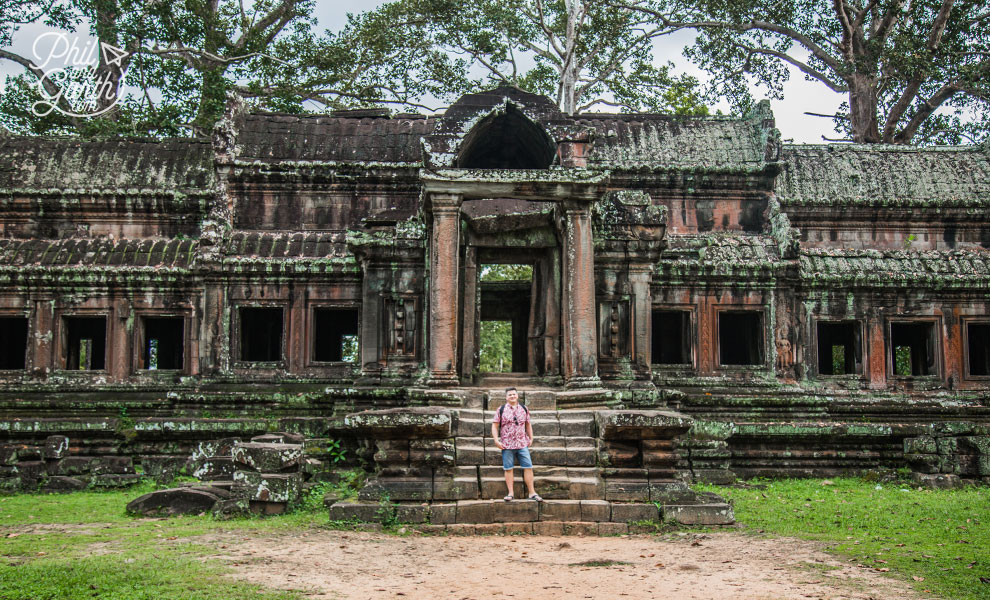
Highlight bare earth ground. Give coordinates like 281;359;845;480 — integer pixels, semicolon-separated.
198;530;932;600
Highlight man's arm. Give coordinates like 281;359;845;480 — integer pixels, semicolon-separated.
525;420;534;445
492;421;503;450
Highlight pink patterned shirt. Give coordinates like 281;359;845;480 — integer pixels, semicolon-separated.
493;403;530;450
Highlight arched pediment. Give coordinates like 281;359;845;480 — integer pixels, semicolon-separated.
423;86;567;170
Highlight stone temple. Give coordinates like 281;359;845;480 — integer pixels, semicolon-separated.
1;87;988;520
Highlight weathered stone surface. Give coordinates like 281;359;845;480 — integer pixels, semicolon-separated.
43;476;87;492
395;503;429;523
610;503;659;523
494;500;539;522
605;479;651;502
539;500;582;522
597;522;629;535
912;472;963;489
456;499;495;524
127;488;221;516
251;432;305;444
91;456;135;475
14;461;45;481
663;503;735;525
192;457;236;480
0;446;18;466
232;471;302;502
329;502;380;522
91;474;142;487
191;438;241;461
429;503;457;524
649;481;698;504
433;475;480;500
595;410;693;440
533;520;565;535
580;500;611;522
44;436;70;459
359;477;432;501
336;408;452;439
232;443;303;472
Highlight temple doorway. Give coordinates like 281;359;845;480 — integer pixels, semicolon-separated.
478;264;532;373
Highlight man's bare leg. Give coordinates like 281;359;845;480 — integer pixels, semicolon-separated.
523;468;536;496
504;467;515;497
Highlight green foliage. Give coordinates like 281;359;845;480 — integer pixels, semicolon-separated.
479;320;513;373
375;493;399;529
364;0;710;114
480;264;532;282
704;478;990;600
661;0;990;144
0;0;471;136
326;438;347;464
894;346;913;376
831;345;845;375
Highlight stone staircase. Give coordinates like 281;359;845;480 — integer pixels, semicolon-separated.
327;405;735;533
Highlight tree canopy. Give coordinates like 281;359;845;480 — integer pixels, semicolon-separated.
622;0;990;144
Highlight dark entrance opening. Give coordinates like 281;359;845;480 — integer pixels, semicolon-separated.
891;321;937;376
817;321;861;375
0;317;28;369
64;316;107;370
143;317;184;370
479;264;532;373
313;308;359;362
239;307;283;362
457;105;555;169
652;310;690;365
718;311;764;366
969;323;990;376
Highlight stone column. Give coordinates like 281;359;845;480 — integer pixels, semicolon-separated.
428;193;463;386
561;203;600;388
629;264;653;379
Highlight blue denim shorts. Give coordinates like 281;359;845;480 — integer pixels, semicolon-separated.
501;447;533;470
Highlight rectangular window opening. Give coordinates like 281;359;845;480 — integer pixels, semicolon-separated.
652;310;690;365
817;321;861;375
313;308;359;363
0;317;28;369
479;263;532;373
64;316;107;370
239;307;284;362
718;311;764;366
891;321;937;376
143;317;184;370
967;322;990;377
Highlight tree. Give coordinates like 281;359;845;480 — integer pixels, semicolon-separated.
370;0;709;115
0;1;470;136
621;0;990;144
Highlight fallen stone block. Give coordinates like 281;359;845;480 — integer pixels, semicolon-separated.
663;503;735;525
249;501;288;515
191;438;241;461
44;436;70;460
127;488;222;516
91;474;142;488
912;472;963;489
335;407;452;439
232;471;302;503
138;456;189;483
212;497;250;519
232;442;303;472
191;457;236;480
91;456;135;475
251;432;305;444
48;456;95;476
43;476;87;493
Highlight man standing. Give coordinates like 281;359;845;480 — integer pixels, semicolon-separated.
491;387;542;502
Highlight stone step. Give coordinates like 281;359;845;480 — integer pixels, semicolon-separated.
454;437;597;467
477;467;602;500
327;498;734;526
485;390;555;410
454;409;596;438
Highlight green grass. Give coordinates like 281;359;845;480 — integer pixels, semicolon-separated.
0;480;342;600
704;477;990;600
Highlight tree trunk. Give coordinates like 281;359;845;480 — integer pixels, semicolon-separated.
558;0;582;115
847;74;881;143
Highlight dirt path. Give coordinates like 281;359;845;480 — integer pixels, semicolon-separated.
202;530;931;600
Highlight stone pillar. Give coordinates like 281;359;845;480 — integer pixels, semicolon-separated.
428;193;462;386
460;246;478;381
629;264;653;379
561;203;600;388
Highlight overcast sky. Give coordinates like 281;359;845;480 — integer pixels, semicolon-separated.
1;1;845;143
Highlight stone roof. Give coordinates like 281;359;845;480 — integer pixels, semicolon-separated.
657;234;786;281
800;248;990;287
576;115;767;171
235;113;436;164
0;238;197;268
778;144;990;207
224;231;348;258
0;136;214;193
